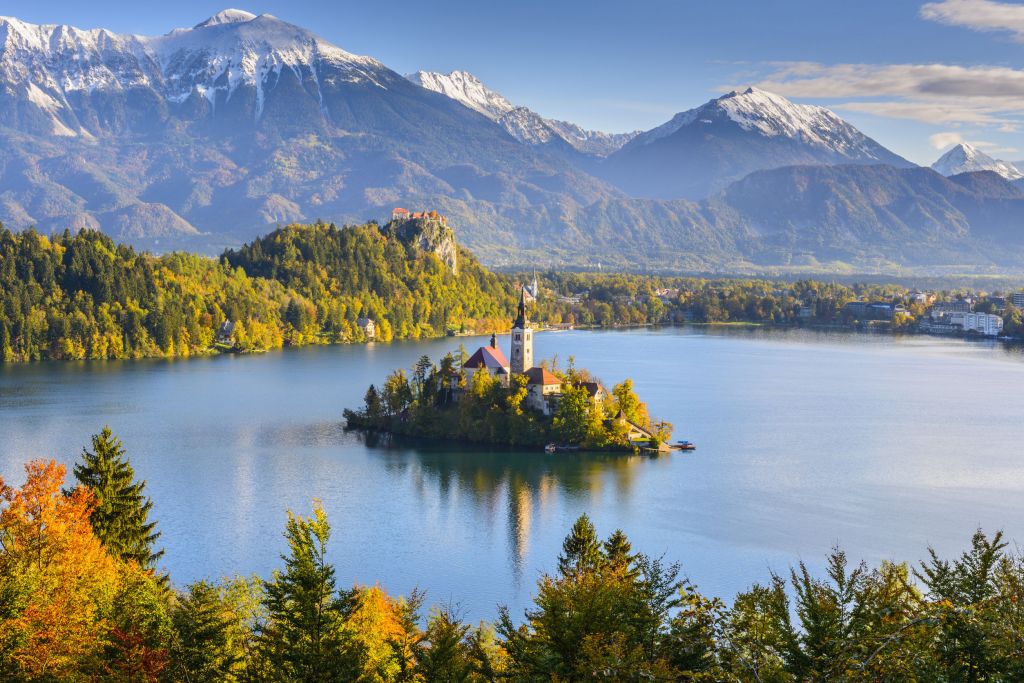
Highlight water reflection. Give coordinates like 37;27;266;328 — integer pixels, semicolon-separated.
4;327;1024;620
356;431;646;580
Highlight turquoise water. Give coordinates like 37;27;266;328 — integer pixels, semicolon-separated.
2;327;1024;621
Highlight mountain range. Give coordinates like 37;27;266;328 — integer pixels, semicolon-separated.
1;9;1024;273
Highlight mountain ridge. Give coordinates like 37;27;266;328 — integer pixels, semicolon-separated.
600;87;915;200
407;69;638;156
1;11;1023;274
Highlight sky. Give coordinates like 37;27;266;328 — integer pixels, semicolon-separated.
5;0;1024;165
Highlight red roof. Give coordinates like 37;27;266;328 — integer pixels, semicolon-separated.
393;207;409;214
525;367;561;386
464;345;510;373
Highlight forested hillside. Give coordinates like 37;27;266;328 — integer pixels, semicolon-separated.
0;222;515;362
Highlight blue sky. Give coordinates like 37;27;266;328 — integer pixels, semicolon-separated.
6;0;1024;165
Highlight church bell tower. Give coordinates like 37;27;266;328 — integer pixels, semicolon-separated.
510;287;533;375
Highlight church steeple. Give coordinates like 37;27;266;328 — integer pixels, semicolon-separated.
510;286;533;374
513;287;529;329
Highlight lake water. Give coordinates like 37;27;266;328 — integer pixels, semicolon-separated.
3;327;1024;621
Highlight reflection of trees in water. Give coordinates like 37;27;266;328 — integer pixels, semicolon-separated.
356;431;647;580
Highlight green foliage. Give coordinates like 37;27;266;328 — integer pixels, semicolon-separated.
72;426;163;569
345;352;664;450
259;503;350;681
0;223;514;362
6;437;1024;681
169;580;241;682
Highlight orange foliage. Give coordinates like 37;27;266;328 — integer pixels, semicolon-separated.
0;460;120;677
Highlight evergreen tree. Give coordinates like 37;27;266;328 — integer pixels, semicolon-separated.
72;426;163;568
557;514;605;578
170;580;239;682
259;504;349;681
417;607;473;683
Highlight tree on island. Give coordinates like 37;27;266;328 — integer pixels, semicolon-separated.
344;352;671;450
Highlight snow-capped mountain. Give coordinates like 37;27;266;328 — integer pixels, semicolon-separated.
407;70;637;156
602;87;914;199
931;143;1023;180
0;9;398;137
4;11;1024;271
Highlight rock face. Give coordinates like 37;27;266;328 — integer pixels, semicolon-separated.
600;88;913;200
386;214;459;274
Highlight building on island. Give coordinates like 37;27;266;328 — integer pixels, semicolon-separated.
463;334;511;387
458;286;612;421
577;381;607;408
612;410;655;444
391;207;410;221
357;317;376;340
510;289;534;375
525;367;561;415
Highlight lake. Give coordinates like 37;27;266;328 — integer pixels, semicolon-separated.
3;327;1024;622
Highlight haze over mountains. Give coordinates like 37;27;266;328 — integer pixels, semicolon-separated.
2;9;1024;273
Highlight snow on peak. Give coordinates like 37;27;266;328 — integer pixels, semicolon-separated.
0;12;396;129
932;143;1023;180
407;70;515;120
628;87;890;160
408;69;637;155
193;9;257;29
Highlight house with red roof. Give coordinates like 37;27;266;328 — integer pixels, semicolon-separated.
462;334;510;387
524;366;562;415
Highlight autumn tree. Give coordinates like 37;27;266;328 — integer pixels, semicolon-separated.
0;459;168;679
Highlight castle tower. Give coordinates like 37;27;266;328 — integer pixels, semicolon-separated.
510;287;533;374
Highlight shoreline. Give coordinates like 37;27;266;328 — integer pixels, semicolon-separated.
3;319;1020;365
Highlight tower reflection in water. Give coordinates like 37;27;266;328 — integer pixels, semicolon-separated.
359;431;643;581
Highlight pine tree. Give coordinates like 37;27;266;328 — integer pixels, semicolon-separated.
260;504;349;681
72;427;163;568
170;581;239;682
557;514;605;578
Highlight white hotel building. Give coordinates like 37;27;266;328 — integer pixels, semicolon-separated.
948;311;1004;337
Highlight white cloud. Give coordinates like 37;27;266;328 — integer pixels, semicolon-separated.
921;0;1024;41
929;132;965;149
728;61;1024;127
925;133;1017;156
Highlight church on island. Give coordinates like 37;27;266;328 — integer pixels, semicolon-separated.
462;288;610;419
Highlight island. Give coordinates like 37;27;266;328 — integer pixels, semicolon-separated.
344;288;675;452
